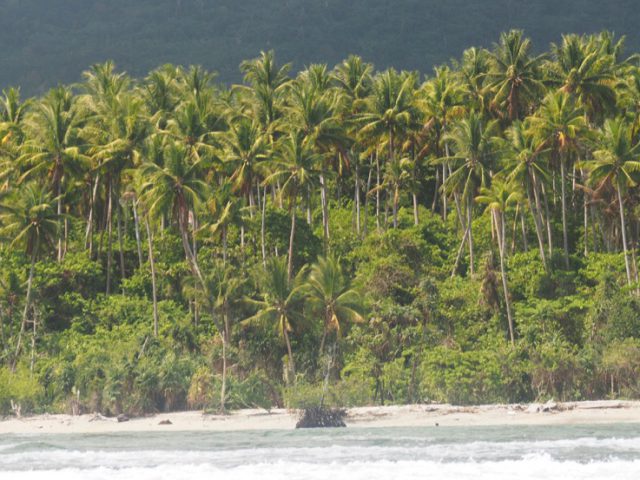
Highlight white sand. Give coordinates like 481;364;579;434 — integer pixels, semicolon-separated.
1;401;639;434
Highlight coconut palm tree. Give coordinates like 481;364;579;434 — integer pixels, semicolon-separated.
19;87;86;262
529;91;587;267
486;30;545;121
303;256;364;357
0;184;58;369
585;117;640;287
265;130;321;279
139;141;209;285
503;121;550;268
476;180;520;343
441;112;499;275
244;256;307;381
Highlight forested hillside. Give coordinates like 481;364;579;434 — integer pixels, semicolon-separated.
0;0;639;94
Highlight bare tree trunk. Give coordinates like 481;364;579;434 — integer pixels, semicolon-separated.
527;185;547;269
354;162;361;235
133;200;144;269
320;173;330;250
12;241;38;372
220;322;228;413
364;157;373;237
57;180;63;262
617;186;633;287
283;326;296;382
116;199;126;292
287;199;297;281
376;151;381;230
261;186;267;268
106;181;113;295
560;158;570;268
145;216;159;337
495;210;515;344
413;193;419;226
467;197;475;275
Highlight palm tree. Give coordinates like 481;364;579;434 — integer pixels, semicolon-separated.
244;256;307;381
192;262;245;412
360;70;421;227
0;184;58;369
441;112;499;275
476;180;520;343
0;88;30;190
585;117;640;287
486;30;545;121
265;131;321;279
529;91;587;267
140;141;209;285
19;86;86;262
303;256;364;357
503;121;550;268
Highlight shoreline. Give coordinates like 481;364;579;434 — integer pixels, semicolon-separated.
1;400;639;434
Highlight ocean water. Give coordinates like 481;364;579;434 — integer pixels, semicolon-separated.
1;424;639;479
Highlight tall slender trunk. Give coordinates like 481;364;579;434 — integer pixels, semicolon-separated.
392;186;399;228
354;162;361;235
560;158;570;268
116;198;126;292
617;186;633;287
261;186;267;268
413;193;419;226
527;182;547;270
495;210;515;344
145;216;159;337
56;178;63;262
106;181;113;295
540;182;554;258
364;157;373;237
443;141;451;221
12;240;39;371
220;317;228;413
283;326;296;382
375;151;381;229
287;198;297;281
319;173;330;251
520;209;528;253
467;196;475;275
132;200;144;269
85;174;100;257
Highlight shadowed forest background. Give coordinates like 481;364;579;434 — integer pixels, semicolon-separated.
1;0;639;95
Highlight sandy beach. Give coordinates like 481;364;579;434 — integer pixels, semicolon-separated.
1;400;639;434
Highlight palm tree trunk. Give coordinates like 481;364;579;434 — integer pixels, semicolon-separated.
467;196;475;275
413;193;419;226
495;210;515;344
85;174;100;257
220;319;228;413
116;199;126;291
283;326;296;382
57;180;63;262
617;186;633;287
106;181;113;295
132;200;144;269
392;186;399;228
451;225;470;277
320;173;330;250
540;182;554;258
364;157;373;237
287;198;297;281
527;184;547;270
520;209;528;253
261;186;267;268
354;162;361;235
12;241;38;371
375;151;381;230
144;216;159;337
560;158;570;268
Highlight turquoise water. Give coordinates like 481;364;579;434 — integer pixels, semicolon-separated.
1;424;639;479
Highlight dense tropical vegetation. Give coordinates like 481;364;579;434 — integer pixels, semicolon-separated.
2;31;640;416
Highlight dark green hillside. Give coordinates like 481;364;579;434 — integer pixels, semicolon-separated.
1;0;639;94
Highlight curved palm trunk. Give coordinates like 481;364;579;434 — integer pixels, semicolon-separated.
144;216;159;337
287;198;297;281
57;180;63;262
617;186;633;287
